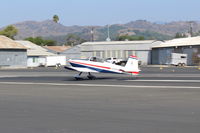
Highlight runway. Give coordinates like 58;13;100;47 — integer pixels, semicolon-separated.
0;66;199;87
0;67;200;133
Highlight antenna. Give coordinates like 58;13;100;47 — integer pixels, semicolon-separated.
106;24;111;41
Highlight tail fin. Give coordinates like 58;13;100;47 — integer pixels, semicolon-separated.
124;55;140;75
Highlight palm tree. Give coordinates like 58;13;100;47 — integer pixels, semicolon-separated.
53;15;59;23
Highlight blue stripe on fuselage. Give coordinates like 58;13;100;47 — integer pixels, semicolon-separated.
70;62;119;74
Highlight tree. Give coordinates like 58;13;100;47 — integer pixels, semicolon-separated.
53;15;59;23
174;32;187;38
0;25;18;39
66;34;86;46
25;37;56;46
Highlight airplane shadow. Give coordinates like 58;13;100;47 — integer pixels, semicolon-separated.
62;76;141;81
62;77;115;81
0;75;140;82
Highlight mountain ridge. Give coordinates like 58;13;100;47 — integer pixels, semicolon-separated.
1;20;200;44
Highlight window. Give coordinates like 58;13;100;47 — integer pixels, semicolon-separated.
33;57;38;63
181;56;186;58
33;58;36;63
89;57;104;62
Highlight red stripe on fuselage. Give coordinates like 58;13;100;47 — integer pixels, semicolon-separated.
130;55;137;58
127;71;140;74
69;61;111;70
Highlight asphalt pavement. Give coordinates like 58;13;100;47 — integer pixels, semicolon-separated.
0;66;200;133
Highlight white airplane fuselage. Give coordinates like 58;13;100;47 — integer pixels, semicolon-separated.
66;55;140;76
69;59;124;74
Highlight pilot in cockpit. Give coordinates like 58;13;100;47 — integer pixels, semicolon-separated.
90;57;97;62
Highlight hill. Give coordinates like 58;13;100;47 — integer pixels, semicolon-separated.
125;20;200;36
12;20;86;39
1;20;200;44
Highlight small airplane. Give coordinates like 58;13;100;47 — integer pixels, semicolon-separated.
64;55;140;80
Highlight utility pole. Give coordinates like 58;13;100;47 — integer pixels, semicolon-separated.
106;24;111;41
189;21;193;37
91;27;94;42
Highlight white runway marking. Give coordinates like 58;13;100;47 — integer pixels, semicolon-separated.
126;80;200;83
0;82;199;89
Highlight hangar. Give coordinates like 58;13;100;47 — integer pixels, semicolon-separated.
81;40;161;65
152;36;200;66
0;36;27;68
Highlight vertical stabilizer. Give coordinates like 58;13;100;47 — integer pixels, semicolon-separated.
124;55;140;75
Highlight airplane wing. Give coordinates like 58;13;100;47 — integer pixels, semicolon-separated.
64;66;99;73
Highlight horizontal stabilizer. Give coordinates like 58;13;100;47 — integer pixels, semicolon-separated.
64;66;77;71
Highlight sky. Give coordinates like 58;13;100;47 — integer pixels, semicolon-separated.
0;0;200;27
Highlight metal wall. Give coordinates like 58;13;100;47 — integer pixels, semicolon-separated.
0;49;27;67
151;48;159;64
152;46;200;65
183;47;193;65
136;51;151;65
81;41;161;65
188;46;200;65
152;48;173;65
61;45;81;60
81;49;152;65
160;48;173;65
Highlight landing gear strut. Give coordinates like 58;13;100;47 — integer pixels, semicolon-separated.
74;72;96;80
74;72;83;80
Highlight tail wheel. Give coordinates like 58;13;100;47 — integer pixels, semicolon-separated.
178;63;182;67
182;63;186;67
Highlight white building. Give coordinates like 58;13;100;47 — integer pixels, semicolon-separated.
16;41;55;67
81;40;161;65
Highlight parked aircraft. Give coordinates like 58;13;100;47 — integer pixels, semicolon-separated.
64;55;140;80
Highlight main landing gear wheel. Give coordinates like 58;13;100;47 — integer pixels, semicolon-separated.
87;72;96;80
87;75;96;80
74;77;83;80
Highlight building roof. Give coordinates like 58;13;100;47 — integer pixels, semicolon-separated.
43;46;71;53
16;40;55;56
0;36;26;49
152;36;200;48
15;40;47;51
81;40;157;45
62;45;81;53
